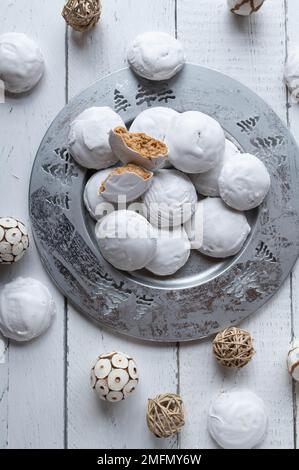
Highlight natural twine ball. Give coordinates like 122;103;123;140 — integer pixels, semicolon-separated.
62;0;102;32
146;393;185;438
213;327;255;369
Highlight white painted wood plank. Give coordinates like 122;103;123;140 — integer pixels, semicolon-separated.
0;0;66;449
285;0;299;449
67;0;179;449
67;316;178;449
177;0;294;449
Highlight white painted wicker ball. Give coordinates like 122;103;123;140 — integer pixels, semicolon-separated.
0;217;29;264
90;351;139;402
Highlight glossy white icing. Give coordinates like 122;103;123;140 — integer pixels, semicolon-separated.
127;32;185;81
0;32;44;94
190;139;240;197
95;210;156;271
142;169;197;228
185;198;250;258
208;389;268;449
0;277;56;342
167;111;225;174
68;107;124;169
146;226;191;276
219;153;270;211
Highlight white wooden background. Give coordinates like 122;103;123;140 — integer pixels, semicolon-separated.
0;0;298;449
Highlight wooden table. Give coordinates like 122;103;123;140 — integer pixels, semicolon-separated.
0;0;298;449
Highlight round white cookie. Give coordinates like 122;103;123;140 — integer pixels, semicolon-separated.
219;153;270;211
227;0;265;16
95;210;156;271
127;31;185;81
185;198;251;258
130;107;178;142
167;111;225;174
0;277;56;342
100;165;153;203
130;107;178;168
208;389;268;449
190;139;240;197
142;169;197;228
68;107;124;169
284;48;299;102
0;32;44;94
84;169;115;220
146;227;191;276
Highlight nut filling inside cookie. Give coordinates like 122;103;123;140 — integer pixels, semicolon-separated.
114;126;168;157
99;163;152;192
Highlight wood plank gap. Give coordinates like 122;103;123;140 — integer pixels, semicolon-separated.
175;0;178;39
176;341;180;449
5;340;9;448
64;21;69;450
292;379;297;449
64;297;69;450
284;0;290;129
285;0;298;449
290;273;297;446
174;0;179;450
65;25;69;105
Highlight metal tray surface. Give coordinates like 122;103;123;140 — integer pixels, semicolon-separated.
29;65;299;342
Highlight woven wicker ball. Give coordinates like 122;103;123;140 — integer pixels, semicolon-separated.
62;0;102;32
213;327;255;369
0;217;29;264
146;393;185;438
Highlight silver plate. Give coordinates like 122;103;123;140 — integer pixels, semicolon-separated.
29;65;299;342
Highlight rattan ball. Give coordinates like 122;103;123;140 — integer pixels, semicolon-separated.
213;327;255;369
146;393;185;438
62;0;102;32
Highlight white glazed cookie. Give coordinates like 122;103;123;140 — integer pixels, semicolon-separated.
95;210;156;271
227;0;265;16
130;107;178;142
130;107;178;168
0;277;56;342
100;164;153;203
127;32;185;81
68;107;124;169
142;169;197;228
284;49;299;102
219;153;270;211
146;226;191;276
0;32;44;94
190;139;240;197
185;198;250;258
208;389;268;449
167;111;225;174
83;169;114;220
